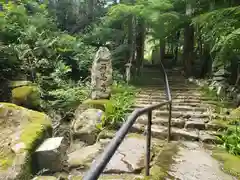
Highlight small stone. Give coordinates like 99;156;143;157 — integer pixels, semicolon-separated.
130;123;145;133
217;86;225;96
67;140;85;154
71;108;104;145
205;122;227;131
185;120;205;130
11;142;26;154
34;137;67;173
67;143;102;168
99;138;111;145
171;128;199;141
199;131;221;144
150;125;168;139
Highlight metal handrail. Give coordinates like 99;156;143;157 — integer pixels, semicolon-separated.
83;61;172;180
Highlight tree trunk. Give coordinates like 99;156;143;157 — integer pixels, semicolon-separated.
88;0;94;21
200;44;211;78
173;31;180;66
183;24;194;76
126;0;136;79
160;39;165;63
183;2;194;77
136;18;145;75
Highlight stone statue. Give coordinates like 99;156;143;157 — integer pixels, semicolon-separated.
91;47;113;100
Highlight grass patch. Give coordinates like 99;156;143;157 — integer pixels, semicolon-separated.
212;147;240;178
141;141;179;180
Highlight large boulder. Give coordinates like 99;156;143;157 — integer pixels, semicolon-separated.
71;108;105;145
0;103;52;180
91;46;113;100
11;85;41;110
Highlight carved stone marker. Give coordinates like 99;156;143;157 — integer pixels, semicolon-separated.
91;47;113;100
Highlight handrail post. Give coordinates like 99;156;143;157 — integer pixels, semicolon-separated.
145;111;152;176
167;102;172;142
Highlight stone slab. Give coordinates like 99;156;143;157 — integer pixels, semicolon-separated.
103;137;146;173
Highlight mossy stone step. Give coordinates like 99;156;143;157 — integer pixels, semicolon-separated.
131;124;220;144
131;104;207;112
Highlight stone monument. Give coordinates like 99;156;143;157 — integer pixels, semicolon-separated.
91;46;113;100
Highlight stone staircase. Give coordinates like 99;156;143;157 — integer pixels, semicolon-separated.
34;66;236;180
130;67;220;143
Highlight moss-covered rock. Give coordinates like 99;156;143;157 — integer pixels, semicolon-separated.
0;103;52;180
12;85;41;110
9;81;32;88
147;142;179;180
82;99;111;111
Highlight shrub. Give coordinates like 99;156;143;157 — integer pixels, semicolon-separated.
83;82;137;129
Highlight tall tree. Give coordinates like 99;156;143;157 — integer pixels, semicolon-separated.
183;1;195;77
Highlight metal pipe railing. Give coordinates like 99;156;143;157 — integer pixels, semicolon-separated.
83;62;172;180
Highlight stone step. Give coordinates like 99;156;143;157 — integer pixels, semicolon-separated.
136;95;216;101
131;104;207;112
138;90;202;95
135;98;217;105
136;116;186;128
127;110;209;120
136;96;202;101
130;124;220;144
133;100;212;107
154;110;209;119
136;86;199;90
135;115;210;130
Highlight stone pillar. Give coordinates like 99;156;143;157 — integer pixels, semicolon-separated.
125;63;132;84
91;47;113;100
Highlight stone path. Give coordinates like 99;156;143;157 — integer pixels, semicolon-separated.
169;142;236;180
131;67;220;143
34;67;237;180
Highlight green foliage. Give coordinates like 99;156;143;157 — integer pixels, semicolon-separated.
46;84;90;113
0;1;95;113
220;125;240;156
83;83;137;129
193;6;240;64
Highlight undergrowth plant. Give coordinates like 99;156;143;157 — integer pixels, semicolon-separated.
84;82;138;130
220;123;240;156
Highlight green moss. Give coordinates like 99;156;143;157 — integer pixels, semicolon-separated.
82;99;111;111
0;153;14;170
9;81;32;88
0;103;51;174
127;133;145;139
20;110;51;150
212;147;240;178
142;142;179;180
12;85;40;109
